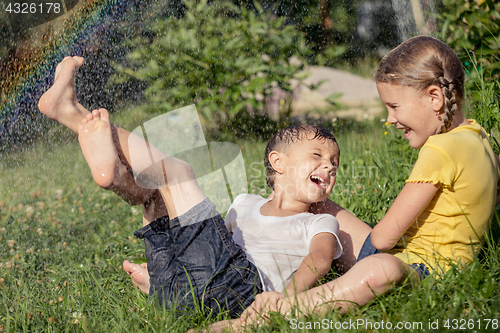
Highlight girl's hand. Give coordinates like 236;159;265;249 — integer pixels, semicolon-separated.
240;291;285;323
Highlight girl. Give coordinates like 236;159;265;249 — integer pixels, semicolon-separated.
239;35;500;322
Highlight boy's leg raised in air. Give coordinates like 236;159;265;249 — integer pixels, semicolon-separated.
39;56;88;133
78;107;207;219
39;57;166;289
78;109;118;189
38;56;155;206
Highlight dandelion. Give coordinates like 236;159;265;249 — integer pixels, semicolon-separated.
384;131;388;135
25;206;35;217
72;312;82;318
55;189;64;199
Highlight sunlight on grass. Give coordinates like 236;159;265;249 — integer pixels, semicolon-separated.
0;117;499;332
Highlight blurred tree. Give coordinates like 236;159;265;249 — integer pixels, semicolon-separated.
110;0;311;138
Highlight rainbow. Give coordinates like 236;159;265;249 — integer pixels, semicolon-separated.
0;0;136;148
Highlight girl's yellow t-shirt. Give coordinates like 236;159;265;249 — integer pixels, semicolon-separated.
386;120;499;273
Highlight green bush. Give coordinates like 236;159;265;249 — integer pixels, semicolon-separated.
437;0;500;138
438;0;500;82
110;0;310;137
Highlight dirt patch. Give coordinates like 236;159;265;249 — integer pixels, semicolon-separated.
269;66;385;121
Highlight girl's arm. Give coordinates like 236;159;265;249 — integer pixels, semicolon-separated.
371;182;440;251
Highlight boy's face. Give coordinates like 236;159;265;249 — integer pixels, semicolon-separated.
276;135;339;203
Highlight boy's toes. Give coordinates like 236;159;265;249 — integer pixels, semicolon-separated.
85;113;94;122
97;108;109;120
123;260;136;275
72;56;84;66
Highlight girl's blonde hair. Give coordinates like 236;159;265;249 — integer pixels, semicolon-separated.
374;36;465;133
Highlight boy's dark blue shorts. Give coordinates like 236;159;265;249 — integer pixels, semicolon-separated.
134;198;262;318
356;233;430;280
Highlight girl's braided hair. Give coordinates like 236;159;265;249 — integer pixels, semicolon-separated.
264;124;337;190
374;36;465;134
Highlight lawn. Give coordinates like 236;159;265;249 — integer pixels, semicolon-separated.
1;110;499;332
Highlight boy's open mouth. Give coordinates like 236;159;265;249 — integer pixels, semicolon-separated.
310;175;328;189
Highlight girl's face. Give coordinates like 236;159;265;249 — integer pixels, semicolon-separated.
376;82;443;149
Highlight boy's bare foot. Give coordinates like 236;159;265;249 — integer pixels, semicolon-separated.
123;260;150;294
38;56;90;133
78;108;118;189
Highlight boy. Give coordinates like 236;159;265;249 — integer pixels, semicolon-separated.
39;56;342;317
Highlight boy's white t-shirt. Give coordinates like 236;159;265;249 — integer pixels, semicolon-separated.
225;194;342;292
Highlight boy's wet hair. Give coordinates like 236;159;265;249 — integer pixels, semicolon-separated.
264;124;338;189
374;35;465;134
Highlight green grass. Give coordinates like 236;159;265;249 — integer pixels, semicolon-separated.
1;117;499;332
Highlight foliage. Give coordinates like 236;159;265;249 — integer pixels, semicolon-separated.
109;0;310;136
437;0;500;85
437;0;500;143
468;77;500;138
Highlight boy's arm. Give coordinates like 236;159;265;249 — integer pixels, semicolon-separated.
285;232;336;295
